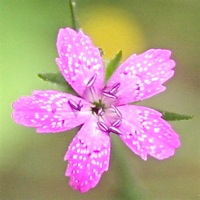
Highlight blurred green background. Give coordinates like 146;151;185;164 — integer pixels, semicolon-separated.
1;0;200;199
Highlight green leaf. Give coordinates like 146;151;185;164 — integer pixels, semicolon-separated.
69;0;80;30
38;72;76;94
38;72;67;87
158;110;193;121
106;51;122;81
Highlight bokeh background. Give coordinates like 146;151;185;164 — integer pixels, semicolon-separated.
1;0;200;199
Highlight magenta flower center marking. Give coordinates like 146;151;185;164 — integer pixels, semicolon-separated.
12;27;181;193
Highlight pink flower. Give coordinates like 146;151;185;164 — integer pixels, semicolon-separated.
13;27;180;192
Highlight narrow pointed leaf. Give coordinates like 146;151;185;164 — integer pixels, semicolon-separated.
106;51;122;81
158;110;193;121
69;0;80;30
38;72;67;86
38;72;75;93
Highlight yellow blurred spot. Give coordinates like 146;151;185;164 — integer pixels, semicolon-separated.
80;6;146;60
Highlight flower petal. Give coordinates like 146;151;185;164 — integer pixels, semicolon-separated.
13;90;91;133
107;49;175;105
117;105;180;160
56;28;104;97
65;116;110;192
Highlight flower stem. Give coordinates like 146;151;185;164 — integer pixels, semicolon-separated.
68;0;80;31
112;136;145;200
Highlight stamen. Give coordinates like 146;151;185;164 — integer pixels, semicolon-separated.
112;119;122;127
111;105;122;118
109;82;120;94
109;126;122;135
102;91;117;99
97;121;109;132
87;73;97;87
98;108;105;116
68;99;82;111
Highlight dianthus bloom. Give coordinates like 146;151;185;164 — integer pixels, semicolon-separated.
13;27;180;192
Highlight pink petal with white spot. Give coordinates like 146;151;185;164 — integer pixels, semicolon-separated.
56;28;104;97
117;105;180;160
65;116;110;192
107;49;175;105
13;90;91;133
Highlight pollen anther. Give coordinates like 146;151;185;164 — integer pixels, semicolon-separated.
109;82;120;94
68;99;82;111
111;105;122;118
98;108;105;116
112;119;122;127
87;73;97;87
97;121;109;132
109;126;122;135
102;91;117;99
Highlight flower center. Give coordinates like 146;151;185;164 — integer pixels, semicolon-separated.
67;74;122;135
91;98;122;135
96;104;122;135
91;100;105;115
84;74;122;135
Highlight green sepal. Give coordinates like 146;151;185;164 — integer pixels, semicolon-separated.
158;110;193;121
105;51;122;81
